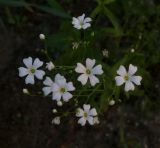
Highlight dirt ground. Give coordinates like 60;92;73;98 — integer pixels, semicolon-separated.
0;13;160;148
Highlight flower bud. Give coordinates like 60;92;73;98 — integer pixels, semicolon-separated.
39;34;45;40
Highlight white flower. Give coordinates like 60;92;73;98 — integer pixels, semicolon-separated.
42;74;75;102
23;88;29;94
75;58;103;86
115;64;142;92
18;57;45;84
76;104;98;126
72;14;92;30
52;116;60;125
46;61;55;71
109;100;115;106
39;34;45;40
52;74;75;102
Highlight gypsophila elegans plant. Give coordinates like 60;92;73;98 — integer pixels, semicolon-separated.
18;11;143;126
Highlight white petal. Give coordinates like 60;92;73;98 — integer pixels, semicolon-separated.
78;117;86;126
92;65;103;75
72;17;79;25
82;23;91;29
83;104;90;112
66;82;75;91
35;70;45;80
56;78;66;87
76;108;84;117
55;74;65;82
75;63;86;73
78;14;85;22
115;76;125;86
42;86;52;96
125;81;135;92
84;17;92;23
33;58;43;68
86;58;95;69
73;24;82;29
25;75;35;84
43;77;53;86
77;74;88;85
89;75;99;86
117;65;127;76
87;116;94;125
23;57;32;68
52;83;59;92
52;92;61;101
130;76;142;85
62;92;73;102
128;64;137;75
89;108;97;116
18;67;28;77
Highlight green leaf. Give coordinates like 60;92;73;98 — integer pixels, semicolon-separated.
34;5;71;19
0;0;28;7
103;6;123;36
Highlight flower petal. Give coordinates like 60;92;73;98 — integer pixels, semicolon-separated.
56;78;66;87
89;108;97;116
128;64;137;75
125;81;135;92
52;92;61;101
130;76;142;85
76;108;84;117
42;86;52;96
117;65;127;76
55;74;65;82
35;70;45;80
18;67;28;77
62;92;73;102
25;75;35;84
89;75;99;86
92;65;103;75
78;13;85;22
115;76;125;86
75;63;86;73
82;23;91;29
23;57;32;68
33;58;43;68
78;117;86;126
86;58;95;69
43;77;53;86
84;17;92;23
66;82;75;91
83;104;90;112
52;83;59;92
77;74;88;85
72;17;79;25
87;116;94;125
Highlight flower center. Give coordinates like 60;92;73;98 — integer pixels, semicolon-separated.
86;69;91;75
83;112;88;118
30;68;36;74
80;21;84;27
60;87;65;93
124;74;129;81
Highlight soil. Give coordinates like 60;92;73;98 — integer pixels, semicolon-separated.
0;8;160;148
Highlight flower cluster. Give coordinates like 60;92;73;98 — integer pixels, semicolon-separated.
18;57;104;126
18;13;142;127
